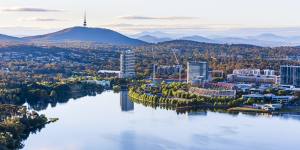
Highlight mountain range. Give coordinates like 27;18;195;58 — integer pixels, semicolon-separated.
134;32;300;47
180;35;216;44
1;27;300;47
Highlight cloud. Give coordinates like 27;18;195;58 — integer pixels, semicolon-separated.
20;17;64;22
3;7;62;12
119;16;197;20
104;23;135;27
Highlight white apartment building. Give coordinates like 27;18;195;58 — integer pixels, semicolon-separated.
120;50;136;78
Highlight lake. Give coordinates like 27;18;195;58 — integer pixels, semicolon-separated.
23;91;300;150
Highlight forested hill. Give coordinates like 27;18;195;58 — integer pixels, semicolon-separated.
24;27;147;46
155;40;263;51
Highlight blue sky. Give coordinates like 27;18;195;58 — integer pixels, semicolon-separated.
1;0;300;36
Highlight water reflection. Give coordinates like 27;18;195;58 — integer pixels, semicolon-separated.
23;92;300;150
187;110;207;116
280;113;300;121
24;90;100;111
119;130;136;150
0;84;104;111
120;90;134;111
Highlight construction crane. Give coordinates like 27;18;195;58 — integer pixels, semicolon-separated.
151;47;157;82
151;48;182;82
171;49;182;82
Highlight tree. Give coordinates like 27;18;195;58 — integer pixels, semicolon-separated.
278;90;286;96
245;98;256;105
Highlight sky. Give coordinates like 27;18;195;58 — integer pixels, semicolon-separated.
1;0;300;37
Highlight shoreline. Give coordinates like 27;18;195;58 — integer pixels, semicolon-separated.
128;89;300;114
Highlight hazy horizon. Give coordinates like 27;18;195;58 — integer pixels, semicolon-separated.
2;0;300;37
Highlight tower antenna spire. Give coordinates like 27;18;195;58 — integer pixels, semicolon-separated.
83;10;87;27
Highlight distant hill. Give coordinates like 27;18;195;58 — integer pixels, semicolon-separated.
158;40;263;49
0;34;25;42
25;27;147;46
138;35;172;43
132;31;177;39
249;33;286;42
214;37;259;44
180;35;217;44
213;36;289;47
133;31;300;47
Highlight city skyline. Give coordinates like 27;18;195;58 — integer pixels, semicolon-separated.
2;0;300;36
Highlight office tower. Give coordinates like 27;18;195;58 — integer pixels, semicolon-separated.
120;50;136;78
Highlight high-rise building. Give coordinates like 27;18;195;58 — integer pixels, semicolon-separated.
187;61;209;83
280;65;300;87
120;50;136;78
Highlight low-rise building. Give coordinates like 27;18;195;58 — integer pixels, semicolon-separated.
263;104;283;111
187;61;209;84
227;69;279;84
264;94;295;104
154;65;181;76
234;83;253;93
242;94;265;100
278;85;295;91
189;87;236;98
243;93;295;104
253;104;282;111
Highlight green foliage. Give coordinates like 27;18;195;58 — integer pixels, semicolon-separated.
0;81;105;108
244;98;256;105
129;81;242;109
212;77;224;82
278;90;287;96
113;85;121;93
0;105;49;149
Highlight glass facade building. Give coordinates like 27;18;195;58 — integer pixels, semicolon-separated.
280;65;300;87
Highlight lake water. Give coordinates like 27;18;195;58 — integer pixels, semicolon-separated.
23;91;300;150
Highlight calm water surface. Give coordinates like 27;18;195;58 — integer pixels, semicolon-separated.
23;91;300;150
